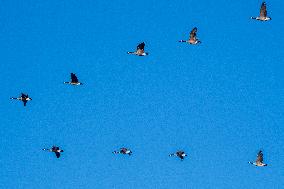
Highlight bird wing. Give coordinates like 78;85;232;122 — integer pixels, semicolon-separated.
260;2;267;17
137;42;145;51
55;152;61;158
256;151;264;164
71;73;79;83
21;93;27;98
189;27;197;41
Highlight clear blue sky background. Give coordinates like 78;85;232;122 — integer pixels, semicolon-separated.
0;0;283;188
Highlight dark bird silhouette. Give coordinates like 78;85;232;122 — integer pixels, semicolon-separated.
169;151;187;160
64;73;83;85
43;146;64;158
112;148;132;156
127;42;149;56
10;93;32;106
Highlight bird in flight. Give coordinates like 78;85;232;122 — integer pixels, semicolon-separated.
112;147;132;156
248;150;268;167
10;93;32;106
64;73;83;85
43;146;64;158
179;27;201;45
127;42;149;56
251;2;271;21
169;151;187;161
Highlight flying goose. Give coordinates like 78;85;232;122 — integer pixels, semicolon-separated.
64;73;83;85
248;150;267;166
251;2;271;21
112;148;132;156
169;151;187;160
10;93;32;106
179;27;201;44
42;146;64;158
127;42;149;56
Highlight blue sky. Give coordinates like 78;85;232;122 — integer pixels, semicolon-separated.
0;0;283;188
